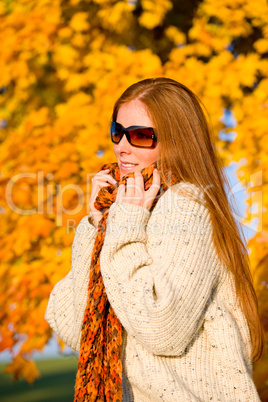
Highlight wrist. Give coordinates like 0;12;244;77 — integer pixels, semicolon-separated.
90;210;102;228
105;202;150;243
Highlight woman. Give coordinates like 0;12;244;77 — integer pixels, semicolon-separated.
45;77;265;401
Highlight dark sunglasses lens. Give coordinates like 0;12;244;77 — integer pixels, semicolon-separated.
111;122;122;144
129;129;154;147
111;122;155;148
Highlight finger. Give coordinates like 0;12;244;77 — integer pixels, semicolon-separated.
94;173;116;183
134;171;144;198
152;168;161;188
90;176;115;206
145;169;160;191
116;184;125;203
95;169;109;176
93;173;117;186
144;169;161;208
98;182;111;189
89;182;111;206
125;177;135;199
98;168;109;173
92;181;111;195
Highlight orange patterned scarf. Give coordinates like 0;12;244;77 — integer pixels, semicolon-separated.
74;161;174;402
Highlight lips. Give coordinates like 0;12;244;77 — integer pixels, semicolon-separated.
121;161;138;167
120;161;139;175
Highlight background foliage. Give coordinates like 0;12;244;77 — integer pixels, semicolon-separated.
0;0;267;399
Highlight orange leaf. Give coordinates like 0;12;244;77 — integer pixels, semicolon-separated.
4;355;40;383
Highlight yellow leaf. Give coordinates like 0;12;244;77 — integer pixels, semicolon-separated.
70;12;90;32
53;45;78;67
58;336;67;352
254;38;268;54
165;26;186;46
139;0;173;29
58;27;72;38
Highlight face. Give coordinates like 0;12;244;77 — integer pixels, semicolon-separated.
114;99;160;179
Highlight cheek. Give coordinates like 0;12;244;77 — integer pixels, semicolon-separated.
113;144;119;159
138;148;159;166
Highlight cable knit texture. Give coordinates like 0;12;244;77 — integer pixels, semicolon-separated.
45;170;261;401
74;162;173;401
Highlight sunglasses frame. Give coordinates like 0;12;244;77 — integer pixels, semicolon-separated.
110;121;157;149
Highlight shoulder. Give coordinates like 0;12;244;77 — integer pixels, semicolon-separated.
152;181;210;223
75;213;95;234
72;213;97;248
147;182;217;256
172;181;206;201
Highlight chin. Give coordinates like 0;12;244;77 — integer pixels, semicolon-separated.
119;165;140;179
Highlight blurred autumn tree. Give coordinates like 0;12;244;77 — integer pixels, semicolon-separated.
0;0;267;398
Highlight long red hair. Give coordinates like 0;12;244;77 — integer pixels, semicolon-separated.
112;77;265;363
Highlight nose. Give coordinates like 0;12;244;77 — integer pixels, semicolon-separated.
115;133;132;153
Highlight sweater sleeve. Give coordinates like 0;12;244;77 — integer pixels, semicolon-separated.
45;213;97;352
100;186;222;357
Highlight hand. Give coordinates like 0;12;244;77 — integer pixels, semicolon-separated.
116;169;161;210
89;168;117;228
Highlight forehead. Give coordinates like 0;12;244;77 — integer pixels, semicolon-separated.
117;100;153;128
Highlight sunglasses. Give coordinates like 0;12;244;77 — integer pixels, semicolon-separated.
110;121;157;149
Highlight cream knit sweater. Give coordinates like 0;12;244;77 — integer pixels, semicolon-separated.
45;182;261;402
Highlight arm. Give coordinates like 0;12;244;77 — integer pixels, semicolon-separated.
100;185;221;356
45;214;97;352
